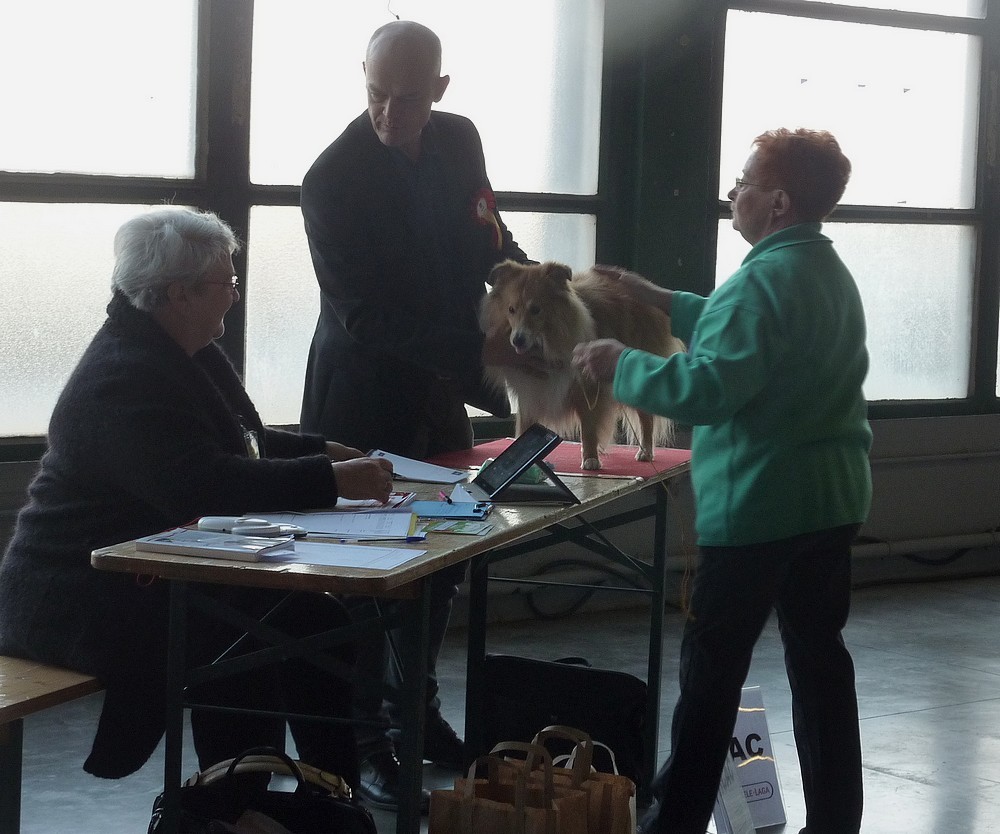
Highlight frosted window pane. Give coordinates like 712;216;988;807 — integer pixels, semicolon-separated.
792;0;985;14
715;221;974;402
0;203;159;437
244;207;318;427
720;12;980;209
250;0;603;194
243;207;595;425
0;2;197;177
503;214;597;275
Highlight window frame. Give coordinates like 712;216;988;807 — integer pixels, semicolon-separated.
0;0;619;458
720;0;1000;419
2;0;997;462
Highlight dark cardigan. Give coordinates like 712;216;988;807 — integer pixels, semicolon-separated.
0;292;339;777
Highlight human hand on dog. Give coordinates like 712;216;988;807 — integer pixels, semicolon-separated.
572;338;627;384
481;330;555;378
594;264;673;314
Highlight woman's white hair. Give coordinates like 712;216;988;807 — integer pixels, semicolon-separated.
112;208;240;312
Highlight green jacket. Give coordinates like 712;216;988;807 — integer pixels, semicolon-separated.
614;223;872;546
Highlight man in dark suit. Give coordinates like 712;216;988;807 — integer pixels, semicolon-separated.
300;19;533;812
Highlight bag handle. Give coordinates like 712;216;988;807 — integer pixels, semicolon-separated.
184;746;352;799
590;739;623;776
488;741;555;805
553;656;591;667
461;754;530;834
531;725;594;786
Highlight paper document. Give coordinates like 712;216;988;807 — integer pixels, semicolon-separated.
334;492;416;511
368;449;469;483
268;541;425;570
258;511;417;540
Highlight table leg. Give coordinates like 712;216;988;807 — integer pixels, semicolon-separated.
641;486;668;806
463;552;490;763
0;720;22;834
394;581;431;834
158;580;188;833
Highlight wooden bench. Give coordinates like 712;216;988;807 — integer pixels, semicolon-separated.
0;656;103;834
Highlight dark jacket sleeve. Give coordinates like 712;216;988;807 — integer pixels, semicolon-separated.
73;355;338;522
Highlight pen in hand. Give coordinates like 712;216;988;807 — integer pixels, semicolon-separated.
439;490;454;504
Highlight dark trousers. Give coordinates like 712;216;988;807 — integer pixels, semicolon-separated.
348;381;473;754
346;560;467;753
647;524;863;834
188;589;360;786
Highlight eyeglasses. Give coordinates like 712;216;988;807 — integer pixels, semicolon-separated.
733;178;777;191
201;276;240;291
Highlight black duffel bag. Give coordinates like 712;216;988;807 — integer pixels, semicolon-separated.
479;653;649;793
148;747;375;834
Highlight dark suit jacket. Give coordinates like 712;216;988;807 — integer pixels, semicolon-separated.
299;110;526;455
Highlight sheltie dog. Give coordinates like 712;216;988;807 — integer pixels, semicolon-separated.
480;259;685;470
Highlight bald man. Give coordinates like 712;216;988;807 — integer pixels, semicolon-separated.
299;21;531;812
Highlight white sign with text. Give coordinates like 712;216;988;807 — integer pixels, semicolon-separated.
730;686;786;828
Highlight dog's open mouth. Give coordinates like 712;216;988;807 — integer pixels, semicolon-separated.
513;342;545;358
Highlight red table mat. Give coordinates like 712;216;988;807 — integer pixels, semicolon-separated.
427;438;691;479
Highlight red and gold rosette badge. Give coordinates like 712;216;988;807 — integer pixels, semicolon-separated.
472;187;502;251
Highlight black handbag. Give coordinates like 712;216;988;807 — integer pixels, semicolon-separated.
478;654;649;793
148;747;376;834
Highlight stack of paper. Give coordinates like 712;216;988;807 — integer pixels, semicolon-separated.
367;450;469;483
335;491;416;511
255;511;422;542
135;528;295;562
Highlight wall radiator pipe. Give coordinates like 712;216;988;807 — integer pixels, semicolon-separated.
482;530;1000;594
851;530;1000;559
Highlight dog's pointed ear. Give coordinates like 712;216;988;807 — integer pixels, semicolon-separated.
487;259;521;287
541;262;573;284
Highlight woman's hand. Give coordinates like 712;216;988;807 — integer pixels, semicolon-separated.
331;456;394;502
572;338;628;384
593;264;673;314
325;441;365;461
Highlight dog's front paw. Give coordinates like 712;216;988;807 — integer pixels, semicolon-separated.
635;448;653;462
582;457;602;470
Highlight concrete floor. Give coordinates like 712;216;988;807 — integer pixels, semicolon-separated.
13;574;1000;833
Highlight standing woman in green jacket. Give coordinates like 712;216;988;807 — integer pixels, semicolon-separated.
573;128;871;834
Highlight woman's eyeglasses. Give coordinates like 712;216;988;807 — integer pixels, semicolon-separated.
201;276;240;291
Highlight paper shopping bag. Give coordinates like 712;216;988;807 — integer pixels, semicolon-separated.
524;726;637;834
480;654;648;792
429;744;588;834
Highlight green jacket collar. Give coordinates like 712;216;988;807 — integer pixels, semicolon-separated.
742;222;826;265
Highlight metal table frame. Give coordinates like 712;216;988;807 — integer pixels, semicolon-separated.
91;458;690;834
463;478;674;806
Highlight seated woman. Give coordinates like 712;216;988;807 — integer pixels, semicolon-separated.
0;207;393;786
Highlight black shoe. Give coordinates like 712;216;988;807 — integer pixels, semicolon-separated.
357;750;430;814
637;800;660;834
423;712;465;771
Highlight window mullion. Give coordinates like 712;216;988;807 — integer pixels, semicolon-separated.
202;0;254;375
